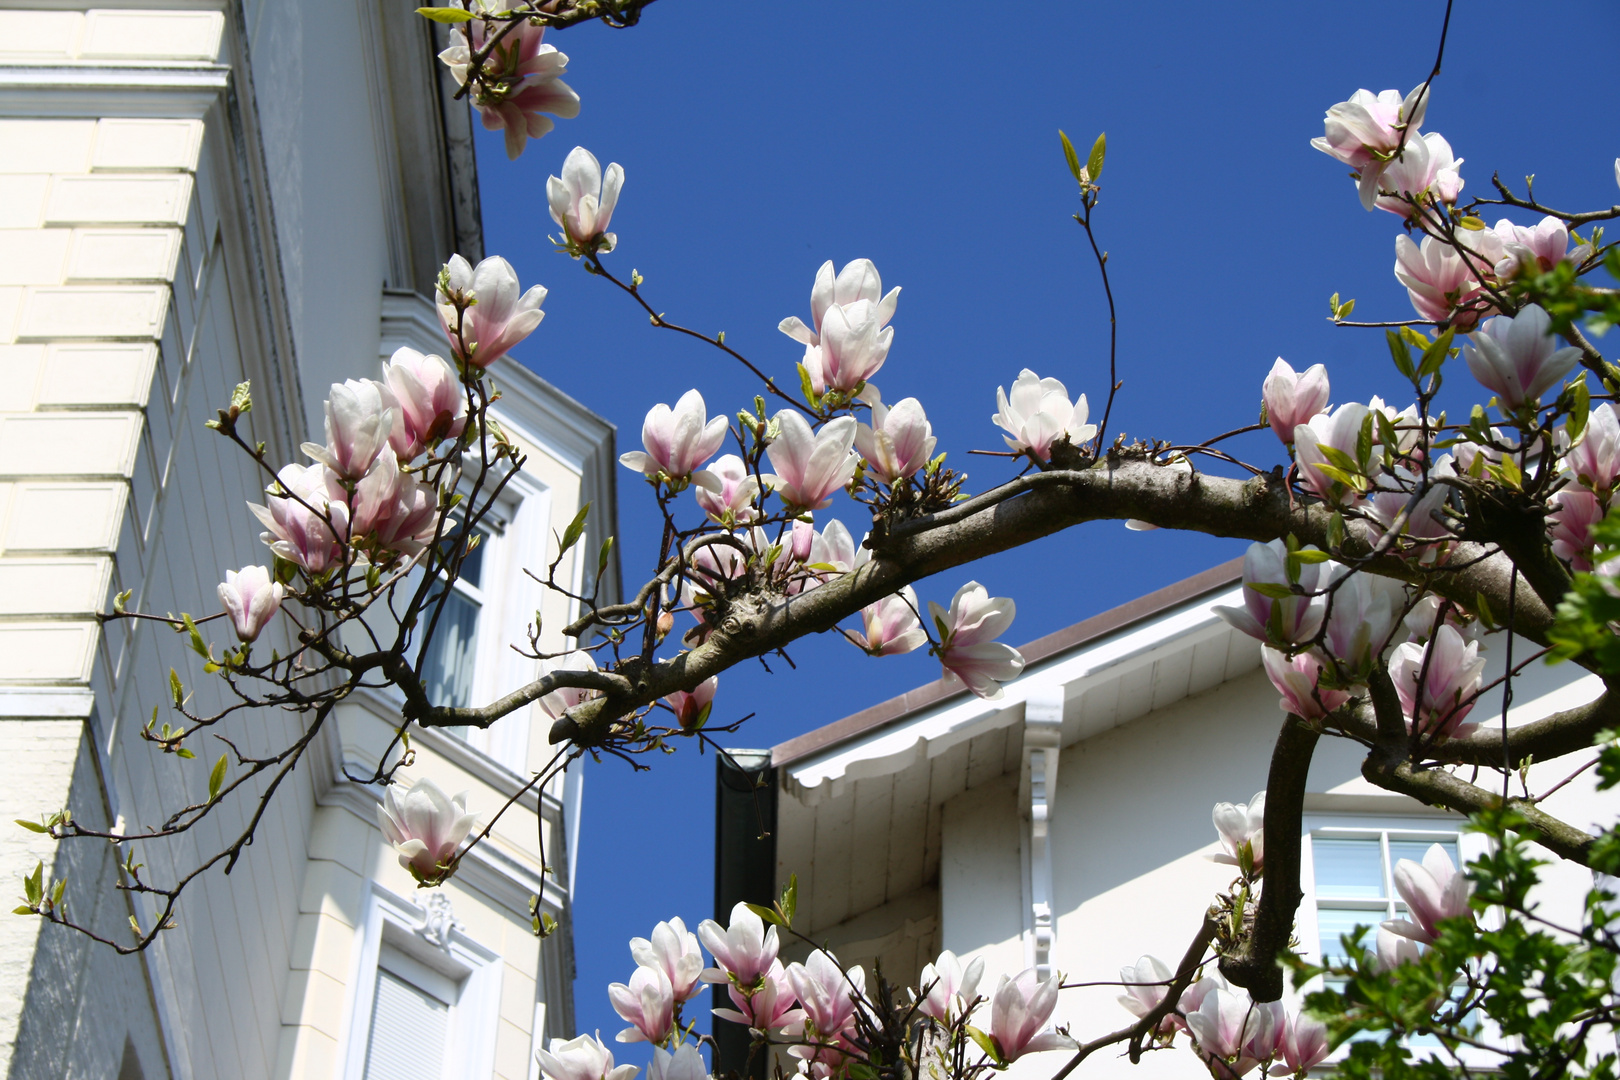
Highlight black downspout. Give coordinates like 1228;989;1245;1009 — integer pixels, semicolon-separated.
713;750;778;1080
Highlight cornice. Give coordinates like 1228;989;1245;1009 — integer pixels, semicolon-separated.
0;62;229;118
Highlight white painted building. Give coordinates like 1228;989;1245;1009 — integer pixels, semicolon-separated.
725;559;1613;1077
0;6;615;1079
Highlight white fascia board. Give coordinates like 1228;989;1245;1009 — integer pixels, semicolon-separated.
0;64;228;119
784;585;1245;804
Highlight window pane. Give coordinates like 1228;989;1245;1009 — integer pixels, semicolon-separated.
1314;838;1386;898
1389;838;1457;874
1318;906;1380;963
363;968;448;1080
420;589;480;710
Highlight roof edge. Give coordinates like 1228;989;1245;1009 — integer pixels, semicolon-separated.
771;555;1244;768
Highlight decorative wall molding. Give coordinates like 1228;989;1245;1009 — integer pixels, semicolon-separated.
1022;689;1064;981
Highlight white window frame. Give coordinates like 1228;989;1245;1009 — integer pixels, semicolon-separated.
337;883;503;1080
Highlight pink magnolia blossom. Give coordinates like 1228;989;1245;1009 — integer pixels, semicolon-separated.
988;969;1076;1061
217;565;285;643
1367;395;1426;459
698;901;779;989
631;917;706;1004
1310;86;1430;209
536;1034;641;1080
620;390;729;486
609;964;675;1044
1374;131;1464;217
785;950;865;1042
1394;234;1488;327
712;959;805;1031
853;588;928;657
1320;568;1400;676
436;254;548;368
1375;925;1421;971
855;395;936;484
539;651;602;721
779;259;899;348
647;1046;706;1080
1263;647;1351;720
1180;974;1225;1021
1262;359;1330;445
249;463;348;575
549;146;624;254
1402;595;1484;648
1566;403;1620;494
802;298;894;395
1389;623;1486;739
303;379;396;481
1463;305;1582;409
991;370;1096;461
917;949;985;1022
789;519;817;564
1117;955;1177;1035
694;455;760;525
1270;1011;1329;1077
809;520;858;574
344;448;438;557
382;347;467;461
1243;1000;1285;1064
1212;791;1266;871
1493;215;1592;279
1186;986;1266;1069
764;413;859;511
1550;488;1605;571
1214;539;1328;646
664;676;717;731
1365;458;1457;553
1294;403;1378;505
440;17;579;160
1384;843;1472;944
930;581;1026;700
376;777;474;885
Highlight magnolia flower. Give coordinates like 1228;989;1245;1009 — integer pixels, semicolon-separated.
1365;458;1457;553
764;413;859;511
536;1034;640;1080
1310;86;1430;209
917;949;985;1022
345;447;438;557
785;950;865;1040
1463;305;1582;409
1262;359;1330;445
930;581;1026;700
1117;955;1177;1034
376;777;474;885
855;396;935;484
647;1046;707;1080
382;347;467;461
779;258;900;348
711;959;805;1031
810;520;858;574
1320;567;1400;675
609;964;675;1044
1566;403;1620;494
303;379;396;481
1550;488;1604;571
440;18;579;159
988;969;1076;1061
853;588;928;657
1384;843;1472;944
1212;791;1266;871
1389;623;1486;739
549;147;624;254
698;901;779;988
620;390;729;486
694;455;760;525
1186;986;1265;1064
631;917;706;1004
218;565;285;643
1214;540;1328;646
249;463;347;575
1295;403;1377;505
802;298;894;395
1367;395;1426;459
1180;974;1226;1022
664;676;717;731
1493;215;1591;279
1394;234;1488;327
1243;1000;1285;1064
1270;1011;1329;1077
1402;595;1484;648
436;254;548;368
1374;131;1464;217
538;651;602;721
1375;925;1421;971
1263;647;1351;720
992;369;1096;461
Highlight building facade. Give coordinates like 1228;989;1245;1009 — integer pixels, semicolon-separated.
720;560;1612;1078
0;5;615;1078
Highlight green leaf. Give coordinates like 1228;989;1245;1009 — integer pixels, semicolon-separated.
1459;215;1486;230
1386;329;1415;379
1086;132;1107;181
416;6;476;22
169;668;184;708
1317;444;1361;475
1356;412;1375;471
1568;377;1591;440
1418;327;1455;378
1247;582;1296;601
597;536;614;577
13;906;36;916
1058;130;1083;184
1291;549;1332;564
796;363;821;410
230;380;252;414
180;614;207;658
743;901;783;926
558;503;590;557
175;748;195;760
15;819;48;834
1337;297;1355;319
208;754;227;801
24;861;42;905
966;1025;1004;1065
1327;511;1346;551
1310;463;1361;490
1474;591;1497;630
780;872;798;924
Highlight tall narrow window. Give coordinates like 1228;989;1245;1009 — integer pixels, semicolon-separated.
419;526;488;711
361;947;458;1080
1312;831;1460;965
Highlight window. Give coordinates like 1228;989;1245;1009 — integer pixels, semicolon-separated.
419;525;490;711
362;947;455;1079
1311;830;1460;966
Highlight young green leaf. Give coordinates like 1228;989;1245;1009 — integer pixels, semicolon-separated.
208;754;228;801
169;668;184;708
1087;132;1107;181
1386;329;1415;380
558;503;590;556
416;6;476;22
1058;130;1083;184
14;819;48;834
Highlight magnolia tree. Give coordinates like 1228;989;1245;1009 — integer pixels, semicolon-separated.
16;1;1620;1078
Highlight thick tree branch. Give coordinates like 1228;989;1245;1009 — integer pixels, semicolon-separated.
1330;688;1616;770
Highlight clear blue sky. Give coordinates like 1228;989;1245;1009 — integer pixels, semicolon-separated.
472;0;1620;1051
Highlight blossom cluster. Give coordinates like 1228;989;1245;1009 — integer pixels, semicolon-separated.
438;7;580;159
